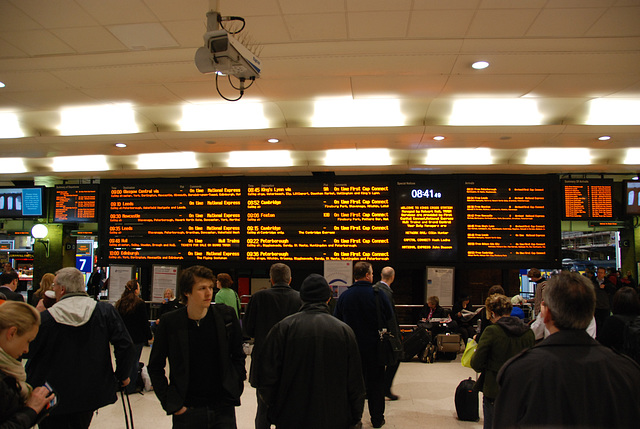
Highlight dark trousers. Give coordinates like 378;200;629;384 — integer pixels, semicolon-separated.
362;353;385;426
255;390;272;429
39;411;94;429
172;404;237;429
126;343;144;394
383;360;400;395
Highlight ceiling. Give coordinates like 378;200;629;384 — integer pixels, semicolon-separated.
0;0;639;182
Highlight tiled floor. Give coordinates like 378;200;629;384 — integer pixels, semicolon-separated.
90;346;484;429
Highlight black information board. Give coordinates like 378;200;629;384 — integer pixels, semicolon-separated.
54;184;99;223
562;179;614;220
100;175;560;265
462;177;555;261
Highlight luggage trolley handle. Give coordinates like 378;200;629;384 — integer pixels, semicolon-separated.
120;387;135;429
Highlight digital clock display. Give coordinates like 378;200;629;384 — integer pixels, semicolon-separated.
411;189;443;199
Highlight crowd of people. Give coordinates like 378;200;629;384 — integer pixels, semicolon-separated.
2;262;640;429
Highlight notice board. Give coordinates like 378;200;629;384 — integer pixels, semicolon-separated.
426;267;454;306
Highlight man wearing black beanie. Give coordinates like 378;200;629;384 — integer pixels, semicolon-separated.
254;274;365;429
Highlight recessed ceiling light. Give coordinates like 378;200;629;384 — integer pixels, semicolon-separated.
598;135;611;141
472;61;490;70
115;142;127;148
433;136;445;141
267;138;279;143
0;82;5;88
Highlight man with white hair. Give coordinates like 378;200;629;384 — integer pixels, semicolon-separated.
494;272;640;428
25;267;135;429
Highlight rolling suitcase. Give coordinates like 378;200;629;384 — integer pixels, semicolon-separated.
401;327;431;361
436;333;461;361
455;377;479;421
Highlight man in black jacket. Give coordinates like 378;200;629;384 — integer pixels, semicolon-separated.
335;261;393;429
25;267;135;429
243;263;301;429
494;272;640;428
255;274;365;429
374;266;401;401
148;265;246;429
0;271;24;302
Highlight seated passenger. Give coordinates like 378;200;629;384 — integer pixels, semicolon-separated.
510;295;525;320
452;294;477;344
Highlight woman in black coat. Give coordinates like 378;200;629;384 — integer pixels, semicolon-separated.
115;280;152;394
599;286;640;354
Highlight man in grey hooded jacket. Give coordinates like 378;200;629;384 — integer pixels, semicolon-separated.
26;267;135;429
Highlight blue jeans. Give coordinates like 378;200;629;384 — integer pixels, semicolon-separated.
483;396;495;429
172;404;237;429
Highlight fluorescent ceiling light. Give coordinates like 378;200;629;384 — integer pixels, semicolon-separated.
425;148;492;165
180;102;269;131
52;155;109;172
526;148;591;165
59;104;139;136
324;149;392;166
137;152;198;170
0;113;25;138
624;148;640;165
228;150;293;168
433;136;445;141
598;136;611;141
586;99;640;125
0;158;27;174
0;82;5;88
449;99;542;126
311;98;406;128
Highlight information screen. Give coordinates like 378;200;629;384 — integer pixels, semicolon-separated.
54;185;98;222
105;183;242;262
626;181;640;216
463;178;553;261
396;179;457;261
562;179;614;220
100;175;560;265
246;181;391;261
0;187;42;217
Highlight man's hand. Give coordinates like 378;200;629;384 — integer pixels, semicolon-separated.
121;377;130;388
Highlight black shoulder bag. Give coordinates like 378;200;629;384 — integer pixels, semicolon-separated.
373;285;403;366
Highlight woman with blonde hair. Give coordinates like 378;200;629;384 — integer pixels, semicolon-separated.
0;301;55;428
115;280;151;394
30;273;55;307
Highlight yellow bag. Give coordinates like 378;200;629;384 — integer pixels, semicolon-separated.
461;338;477;368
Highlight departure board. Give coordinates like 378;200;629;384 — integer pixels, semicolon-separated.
54;184;98;222
100;175;560;266
463;178;552;261
106;184;242;262
562;179;614;220
396;179;457;261
246;181;391;261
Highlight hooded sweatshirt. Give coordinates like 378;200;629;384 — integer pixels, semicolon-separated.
470;315;535;399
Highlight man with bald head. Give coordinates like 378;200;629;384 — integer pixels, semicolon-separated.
374;266;401;401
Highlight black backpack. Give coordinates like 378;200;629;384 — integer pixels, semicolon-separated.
622;315;640;365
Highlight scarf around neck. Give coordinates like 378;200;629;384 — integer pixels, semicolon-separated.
0;345;32;399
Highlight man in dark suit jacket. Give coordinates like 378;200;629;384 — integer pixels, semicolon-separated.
374;266;401;401
148;266;246;428
243;262;302;429
0;271;24;302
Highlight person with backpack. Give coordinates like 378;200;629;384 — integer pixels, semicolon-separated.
599;286;640;362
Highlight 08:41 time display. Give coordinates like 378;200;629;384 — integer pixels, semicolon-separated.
411;189;442;199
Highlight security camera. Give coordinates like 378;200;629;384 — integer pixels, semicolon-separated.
195;30;262;80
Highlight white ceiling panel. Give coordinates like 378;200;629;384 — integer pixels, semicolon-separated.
347;12;410;39
407;10;476;38
12;0;99;28
51;27;126;53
